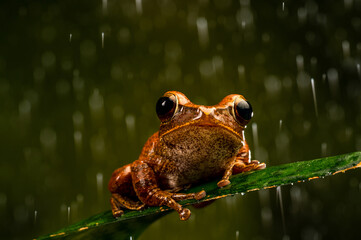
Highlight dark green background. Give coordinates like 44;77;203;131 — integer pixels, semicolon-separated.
1;0;360;239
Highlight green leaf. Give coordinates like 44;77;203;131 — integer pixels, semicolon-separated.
34;151;361;240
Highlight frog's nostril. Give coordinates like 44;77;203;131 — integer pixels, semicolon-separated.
199;106;214;115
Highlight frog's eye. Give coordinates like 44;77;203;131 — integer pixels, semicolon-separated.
233;97;253;123
156;94;178;122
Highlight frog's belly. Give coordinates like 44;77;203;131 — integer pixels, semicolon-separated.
157;126;242;189
158;157;230;189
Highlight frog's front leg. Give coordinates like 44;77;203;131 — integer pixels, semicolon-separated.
131;160;206;220
217;143;266;188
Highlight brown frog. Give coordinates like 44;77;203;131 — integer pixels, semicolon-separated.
108;91;265;220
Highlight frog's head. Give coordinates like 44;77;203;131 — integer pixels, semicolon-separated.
156;91;253;147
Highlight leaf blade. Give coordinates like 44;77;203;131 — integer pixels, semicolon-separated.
35;151;361;240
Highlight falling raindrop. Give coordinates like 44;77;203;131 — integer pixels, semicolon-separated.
89;89;105;125
236;4;253;28
96;172;104;202
101;32;105;48
322;73;326;83
73;131;83;156
69;33;72;42
296;55;304;71
212;55;224;77
67;206;71;223
297;7;307;24
310;57;317;69
276;186;287;238
261;207;272;229
34;210;37;225
238;65;246;82
342;40;350;58
252;122;259;147
279;119;283;131
310;78;318;117
73;70;84;100
236;230;239;240
89;89;104;112
125;114;136;134
282;2;285;11
77;194;84;204
135;0;143;14
102;0;108;14
196;17;209;48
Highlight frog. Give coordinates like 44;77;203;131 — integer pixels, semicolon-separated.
108;91;266;220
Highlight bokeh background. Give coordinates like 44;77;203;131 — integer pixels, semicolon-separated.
1;0;361;239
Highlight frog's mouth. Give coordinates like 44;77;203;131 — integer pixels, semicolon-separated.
161;121;244;142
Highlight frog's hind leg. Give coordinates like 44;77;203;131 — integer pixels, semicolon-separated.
110;195;124;217
110;193;145;217
109;164;145;218
112;193;145;210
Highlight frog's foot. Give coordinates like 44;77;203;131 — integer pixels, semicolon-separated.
217;159;266;188
110;193;145;218
110;197;124;218
233;159;266;174
217;179;231;188
146;191;193;220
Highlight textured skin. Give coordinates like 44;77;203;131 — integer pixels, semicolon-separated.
108;91;266;220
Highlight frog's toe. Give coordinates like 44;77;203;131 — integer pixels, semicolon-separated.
195;190;206;200
256;163;266;170
112;209;124;218
217;179;230;188
179;208;191;221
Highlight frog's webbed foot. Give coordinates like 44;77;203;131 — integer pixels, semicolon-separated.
217;158;266;188
110;193;145;218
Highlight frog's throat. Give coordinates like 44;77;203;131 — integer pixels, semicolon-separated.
161;121;243;140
